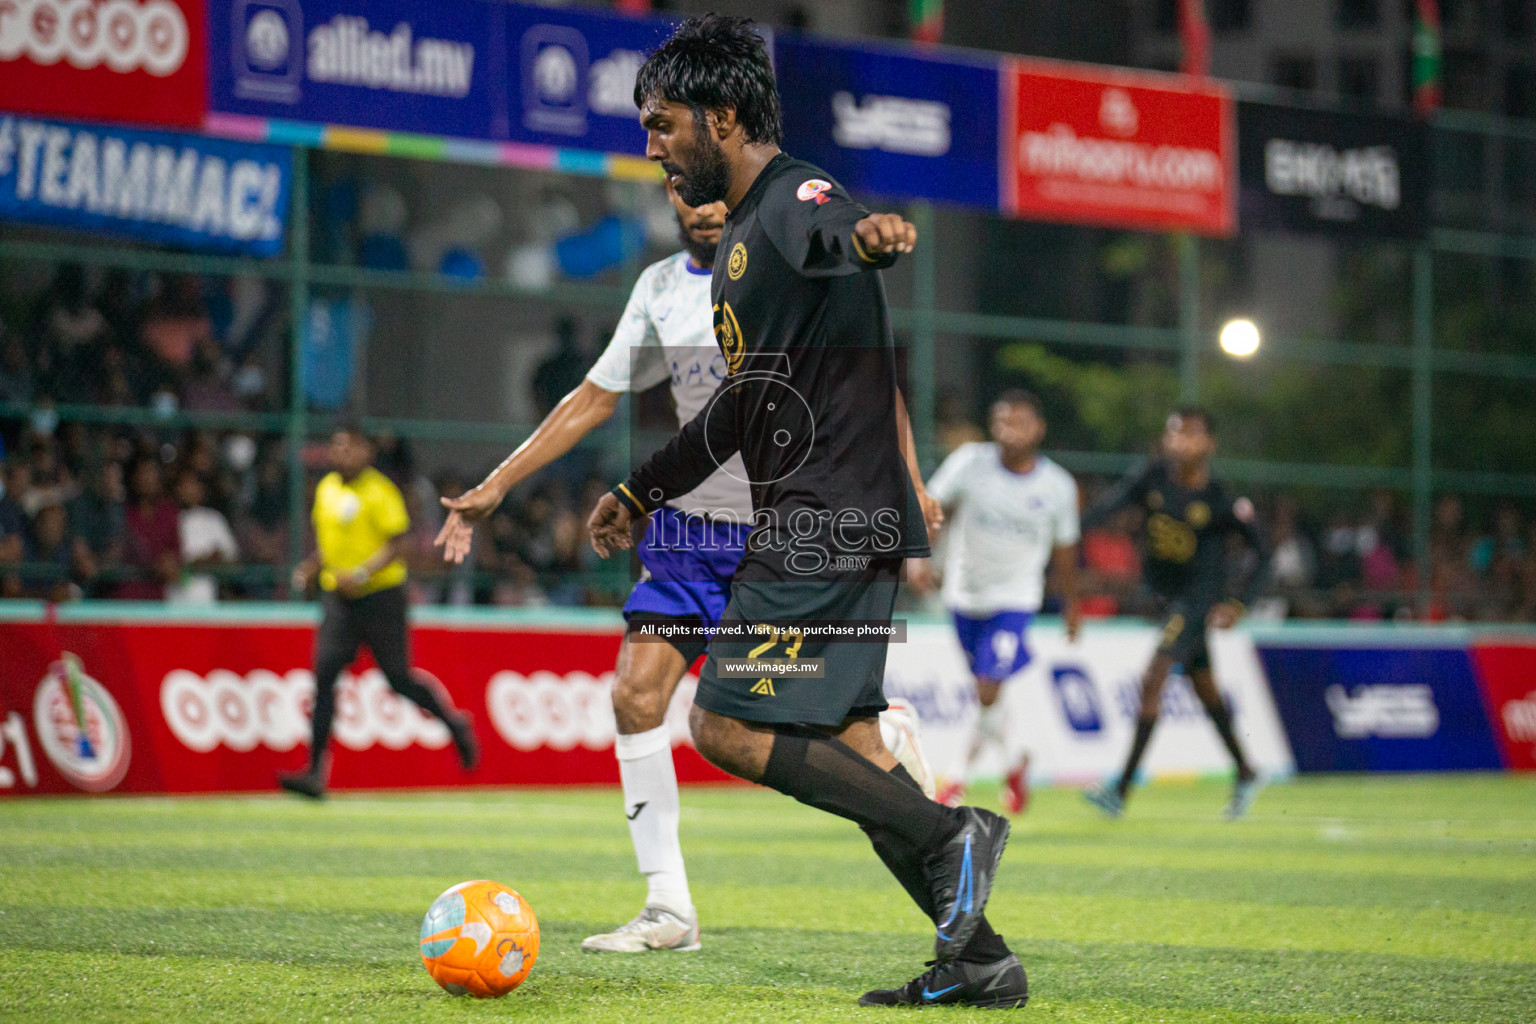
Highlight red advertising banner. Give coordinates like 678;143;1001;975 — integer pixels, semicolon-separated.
1469;642;1536;771
0;614;730;797
0;0;207;128
1001;59;1235;236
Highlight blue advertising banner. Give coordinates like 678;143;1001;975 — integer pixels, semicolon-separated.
208;0;508;140
0;115;291;256
1257;644;1503;772
505;4;677;155
775;37;999;208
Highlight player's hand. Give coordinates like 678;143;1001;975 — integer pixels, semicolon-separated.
290;559;317;594
905;557;938;596
587;492;635;559
434;511;476;565
336;568;368;599
437;482;508;564
1207;601;1244;630
854;213;916;257
916;488;944;541
1064;598;1083;643
439;481;505;525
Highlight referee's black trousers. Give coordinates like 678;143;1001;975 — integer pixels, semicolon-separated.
306;583;453;773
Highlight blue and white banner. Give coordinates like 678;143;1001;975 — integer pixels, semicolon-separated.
1257;642;1504;772
505;4;677;155
887;623;1295;785
775;37;1000;208
205;0;1007;198
0;116;291;256
209;0;507;140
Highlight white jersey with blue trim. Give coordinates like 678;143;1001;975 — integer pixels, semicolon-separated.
586;251;753;521
927;444;1080;615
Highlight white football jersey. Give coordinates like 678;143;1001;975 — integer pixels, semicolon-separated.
586;251;752;521
927;444;1080;614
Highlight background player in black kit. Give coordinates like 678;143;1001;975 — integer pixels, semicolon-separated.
585;15;1027;1009
1081;407;1270;820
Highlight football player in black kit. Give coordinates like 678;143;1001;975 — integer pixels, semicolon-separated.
584;14;1027;1010
1081;407;1270;821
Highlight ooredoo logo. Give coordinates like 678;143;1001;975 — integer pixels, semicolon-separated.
0;0;190;77
160;668;451;753
32;653;132;792
486;670;694;751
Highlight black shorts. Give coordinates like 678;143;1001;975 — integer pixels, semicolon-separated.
1154;595;1216;671
317;584;411;682
693;555;902;727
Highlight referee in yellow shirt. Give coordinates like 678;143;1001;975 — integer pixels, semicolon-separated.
280;422;478;798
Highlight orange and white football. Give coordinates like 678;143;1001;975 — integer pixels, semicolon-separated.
419;880;540;998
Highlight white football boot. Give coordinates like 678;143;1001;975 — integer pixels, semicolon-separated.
580;906;701;953
879;698;937;799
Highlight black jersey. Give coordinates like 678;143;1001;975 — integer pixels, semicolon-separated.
617;154;929;573
1083;459;1268;604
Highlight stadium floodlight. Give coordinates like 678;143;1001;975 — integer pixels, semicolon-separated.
1219;318;1261;358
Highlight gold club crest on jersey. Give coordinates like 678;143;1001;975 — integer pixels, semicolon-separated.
714;301;744;374
727;243;748;280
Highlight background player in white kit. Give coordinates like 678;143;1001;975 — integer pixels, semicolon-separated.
436;183;935;954
913;390;1081;814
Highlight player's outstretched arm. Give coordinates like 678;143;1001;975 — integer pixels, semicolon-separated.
435;381;622;564
613;374;743;529
762;179;915;277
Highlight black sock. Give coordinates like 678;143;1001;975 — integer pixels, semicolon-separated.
1203;699;1253;778
1117;716;1158;798
858;764;1011;964
761;728;961;851
308;678;337;776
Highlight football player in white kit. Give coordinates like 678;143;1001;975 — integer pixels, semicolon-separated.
913;390;1081;815
436;182;935;953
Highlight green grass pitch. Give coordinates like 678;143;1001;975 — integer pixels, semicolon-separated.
1;775;1533;1022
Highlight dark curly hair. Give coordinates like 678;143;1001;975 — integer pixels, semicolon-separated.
634;14;783;146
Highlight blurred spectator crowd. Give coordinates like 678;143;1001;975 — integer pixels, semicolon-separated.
1;264;1535;621
0;264;282;415
0;414;625;608
0;418;287;603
